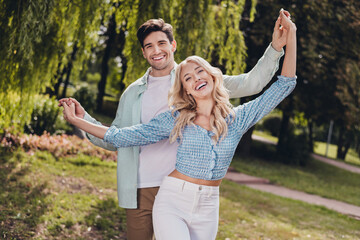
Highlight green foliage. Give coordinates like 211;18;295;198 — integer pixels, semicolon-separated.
73;85;97;114
122;0;249;86
0;0;109;133
258;115;282;136
24;95;71;135
276;132;311;166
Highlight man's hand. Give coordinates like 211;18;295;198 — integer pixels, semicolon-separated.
271;9;292;51
58;98;85;119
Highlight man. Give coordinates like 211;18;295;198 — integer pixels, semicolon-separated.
69;16;287;239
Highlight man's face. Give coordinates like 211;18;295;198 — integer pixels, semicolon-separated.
142;31;176;75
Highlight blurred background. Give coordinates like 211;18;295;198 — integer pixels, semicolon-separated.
0;0;360;239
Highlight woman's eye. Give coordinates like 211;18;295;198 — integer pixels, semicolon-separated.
185;77;191;81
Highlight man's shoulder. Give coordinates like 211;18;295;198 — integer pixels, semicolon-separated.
121;75;146;96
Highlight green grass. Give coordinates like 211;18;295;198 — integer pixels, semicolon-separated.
314;141;360;166
218;180;360;240
1;147;360;239
253;130;279;143
232;140;360;207
253;130;360;166
0;148;126;239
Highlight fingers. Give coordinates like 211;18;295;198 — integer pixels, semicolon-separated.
274;16;281;30
58;98;76;107
69;97;81;106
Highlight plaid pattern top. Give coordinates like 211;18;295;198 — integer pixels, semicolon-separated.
104;76;296;180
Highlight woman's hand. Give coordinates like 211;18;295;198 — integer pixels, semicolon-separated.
271;9;294;51
61;100;78;125
58;98;85;119
279;9;296;33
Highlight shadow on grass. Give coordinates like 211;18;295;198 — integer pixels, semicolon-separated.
0;148;49;239
84;198;127;239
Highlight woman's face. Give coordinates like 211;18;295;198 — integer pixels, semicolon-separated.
180;61;214;101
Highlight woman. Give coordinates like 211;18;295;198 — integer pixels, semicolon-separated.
61;9;296;240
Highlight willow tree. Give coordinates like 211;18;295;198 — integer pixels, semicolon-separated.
0;0;110;133
120;0;256;86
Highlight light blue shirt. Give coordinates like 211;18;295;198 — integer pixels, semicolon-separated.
84;43;284;208
104;76;296;180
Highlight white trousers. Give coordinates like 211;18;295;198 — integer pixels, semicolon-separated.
153;176;220;240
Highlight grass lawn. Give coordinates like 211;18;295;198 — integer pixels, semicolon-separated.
253;130;360;166
1;147;360;239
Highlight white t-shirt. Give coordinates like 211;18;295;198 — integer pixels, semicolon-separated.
138;74;178;188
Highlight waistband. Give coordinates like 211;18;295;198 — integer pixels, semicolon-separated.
161;176;219;194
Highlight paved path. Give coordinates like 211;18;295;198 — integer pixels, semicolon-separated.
311;153;360;174
225;168;360;220
223;134;360;220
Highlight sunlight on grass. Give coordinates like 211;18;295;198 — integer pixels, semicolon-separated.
314;141;360;166
218;180;360;240
253;131;360;166
1;147;360;239
253;130;278;143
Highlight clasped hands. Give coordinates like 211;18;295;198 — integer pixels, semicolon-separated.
58;98;85;124
271;8;297;52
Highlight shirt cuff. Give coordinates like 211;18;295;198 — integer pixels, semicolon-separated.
104;126;118;144
266;43;285;61
83;111;94;122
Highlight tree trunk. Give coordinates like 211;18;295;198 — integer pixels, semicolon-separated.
96;13;117;112
277;97;294;154
307;119;314;152
61;43;78;99
118;23;127;94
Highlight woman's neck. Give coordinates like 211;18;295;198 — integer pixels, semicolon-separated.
196;98;214;117
194;99;214;131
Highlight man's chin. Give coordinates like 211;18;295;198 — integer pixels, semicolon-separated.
151;63;170;71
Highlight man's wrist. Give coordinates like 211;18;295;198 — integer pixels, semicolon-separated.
271;42;283;52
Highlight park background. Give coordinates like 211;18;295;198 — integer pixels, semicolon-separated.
1;0;360;239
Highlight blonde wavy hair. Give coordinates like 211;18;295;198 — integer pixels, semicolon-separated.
168;56;234;143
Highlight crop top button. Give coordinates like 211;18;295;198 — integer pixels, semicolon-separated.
211;150;216;159
209;159;215;169
208;172;213;179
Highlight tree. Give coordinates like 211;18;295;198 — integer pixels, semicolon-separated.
0;0;110;133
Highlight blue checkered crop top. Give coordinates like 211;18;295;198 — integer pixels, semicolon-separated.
104;76;296;180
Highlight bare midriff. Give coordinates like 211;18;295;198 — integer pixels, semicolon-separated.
168;169;222;186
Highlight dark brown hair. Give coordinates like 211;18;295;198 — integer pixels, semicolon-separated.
137;18;174;48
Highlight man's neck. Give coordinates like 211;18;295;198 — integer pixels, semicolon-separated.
149;62;175;77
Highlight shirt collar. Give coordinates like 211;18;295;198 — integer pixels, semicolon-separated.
140;63;178;86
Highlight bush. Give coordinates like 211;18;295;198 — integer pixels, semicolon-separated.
277;132;311;166
0;130;117;161
258;116;282;136
73;86;96;114
24;95;71;135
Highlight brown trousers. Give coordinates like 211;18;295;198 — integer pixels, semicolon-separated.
126;187;160;240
